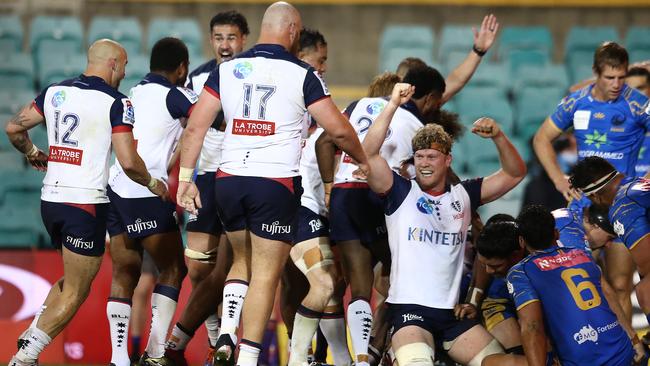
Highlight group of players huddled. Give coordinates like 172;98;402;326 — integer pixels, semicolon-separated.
5;1;650;366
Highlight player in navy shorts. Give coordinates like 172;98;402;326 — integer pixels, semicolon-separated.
7;39;167;366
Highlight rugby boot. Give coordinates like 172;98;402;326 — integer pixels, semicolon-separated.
212;334;236;366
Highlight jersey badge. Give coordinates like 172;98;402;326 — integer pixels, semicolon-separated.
585;130;607;149
366;101;386;115
233;61;253;79
613;220;625;236
178;87;199;104
573;325;598;345
51;90;66;107
122;98;135;125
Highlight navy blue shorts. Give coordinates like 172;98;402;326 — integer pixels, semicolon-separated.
329;184;387;245
294;206;329;244
387;303;478;345
214;171;302;243
185;172;223;235
107;187;179;239
41;200;109;257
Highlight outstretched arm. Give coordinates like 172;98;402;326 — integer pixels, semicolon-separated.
362;83;414;194
442;14;499;104
474;117;527;204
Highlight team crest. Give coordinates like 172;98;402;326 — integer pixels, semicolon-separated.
593;112;605;119
121;98;135;125
450;200;462;212
613;220;625;236
51;90;66;107
611;114;625;126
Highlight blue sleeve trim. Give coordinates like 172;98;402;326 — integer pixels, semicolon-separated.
166;87;197;119
460;177;483;212
384;171;412;216
303;68;330;107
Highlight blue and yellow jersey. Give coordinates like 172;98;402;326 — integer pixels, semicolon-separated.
553;207;590;252
636;132;650;177
610;176;650;250
507;246;633;366
550;84;650;176
482;278;516;331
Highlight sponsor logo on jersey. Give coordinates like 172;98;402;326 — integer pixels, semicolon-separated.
578;150;623;160
262;221;291;235
233;61;253;79
65;235;94;250
552;208;569;218
533;248;591;271
309;218;323;233
122;98;135;125
407;227;464;246
613;220;625;236
416;197;438;214
126;218;158;234
585;130;607;149
48;146;83;165
593;112;605;119
506;280;514;295
232;119;275;136
573;325;598;344
51;90;66;107
402;313;424;322
366;101;386;115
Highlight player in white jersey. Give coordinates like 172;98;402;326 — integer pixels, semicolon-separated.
283;28;352;366
176;3;369;366
104;38;195;366
162;12;250;366
360;83;526;366
6;39;168;366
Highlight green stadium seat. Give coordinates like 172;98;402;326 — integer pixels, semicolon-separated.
564;26;619;61
147;18;203;57
442;50;470;75
0;89;36;114
625;26;650;57
0;205;41;248
438;25;474;64
498;26;553;73
514;86;565;141
0;52;35;91
0;114;13;150
30;16;84;75
119;53;149;95
513;64;569;95
630;49;650;64
462;63;509;97
380;47;436;73
38;52;85;87
29;125;48;150
457;132;501;177
0;15;23;53
0;168;43;204
88;16;143;56
379;25;435;72
0;151;25;172
459;96;514;137
505;48;549;74
568;58;594;85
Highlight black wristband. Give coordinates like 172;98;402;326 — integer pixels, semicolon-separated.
472;45;486;57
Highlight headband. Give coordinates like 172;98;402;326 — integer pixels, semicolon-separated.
580;171;617;196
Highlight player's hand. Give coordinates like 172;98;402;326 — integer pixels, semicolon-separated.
454;303;478;320
148;178;170;201
473;14;499;53
26;149;48;172
389;83;415;106
471;117;501;138
554;176;582;201
632;337;646;364
177;181;202;215
352;163;371;181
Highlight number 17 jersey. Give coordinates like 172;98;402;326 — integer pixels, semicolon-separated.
507;246;632;366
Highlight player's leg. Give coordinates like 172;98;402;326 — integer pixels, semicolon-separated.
603;242;635;322
481;299;523;354
130;263;157;362
281;256;310;344
140;230;187;360
446;325;524;366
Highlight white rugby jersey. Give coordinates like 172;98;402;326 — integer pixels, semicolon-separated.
300;128;326;216
109;73;197;198
334;98;423;184
384;172;483;309
187;59;225;174
203;44;330;178
34;74;135;203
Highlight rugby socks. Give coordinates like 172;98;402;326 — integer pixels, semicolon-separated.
220;279;249;345
107;298;132;366
289;305;323;366
320;311;353;366
14;327;51;364
236;339;262;366
348;298;372;366
166;323;194;351
205;314;221;347
145;284;180;358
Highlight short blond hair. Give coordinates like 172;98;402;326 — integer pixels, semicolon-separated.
411;124;452;154
367;72;401;97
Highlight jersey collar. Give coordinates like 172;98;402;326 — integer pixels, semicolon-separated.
400;100;425;123
141;73;174;87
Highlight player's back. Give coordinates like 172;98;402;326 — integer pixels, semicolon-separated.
38;74;134;204
508;246;632;365
610;176;650;249
109;73;196;198
207;44;329;178
553;207;589;252
334;97;422;184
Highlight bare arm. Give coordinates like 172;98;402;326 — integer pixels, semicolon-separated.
315;131;337;184
518;302;548;366
5;103;48;171
533;118;581;201
601;274;644;361
309;98;369;174
179;92;221;172
362;84;415;194
472;118;527;204
442;14;499;104
112;132;168;199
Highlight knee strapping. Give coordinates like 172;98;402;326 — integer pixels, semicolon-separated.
290;238;334;275
394;342;434;366
467;339;504;366
184;247;218;264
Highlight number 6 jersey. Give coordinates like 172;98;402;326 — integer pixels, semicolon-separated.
33;74;135;204
507;246;632;366
203;44;329;178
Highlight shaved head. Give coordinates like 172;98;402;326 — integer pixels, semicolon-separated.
258;1;302;54
86;38;128;89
